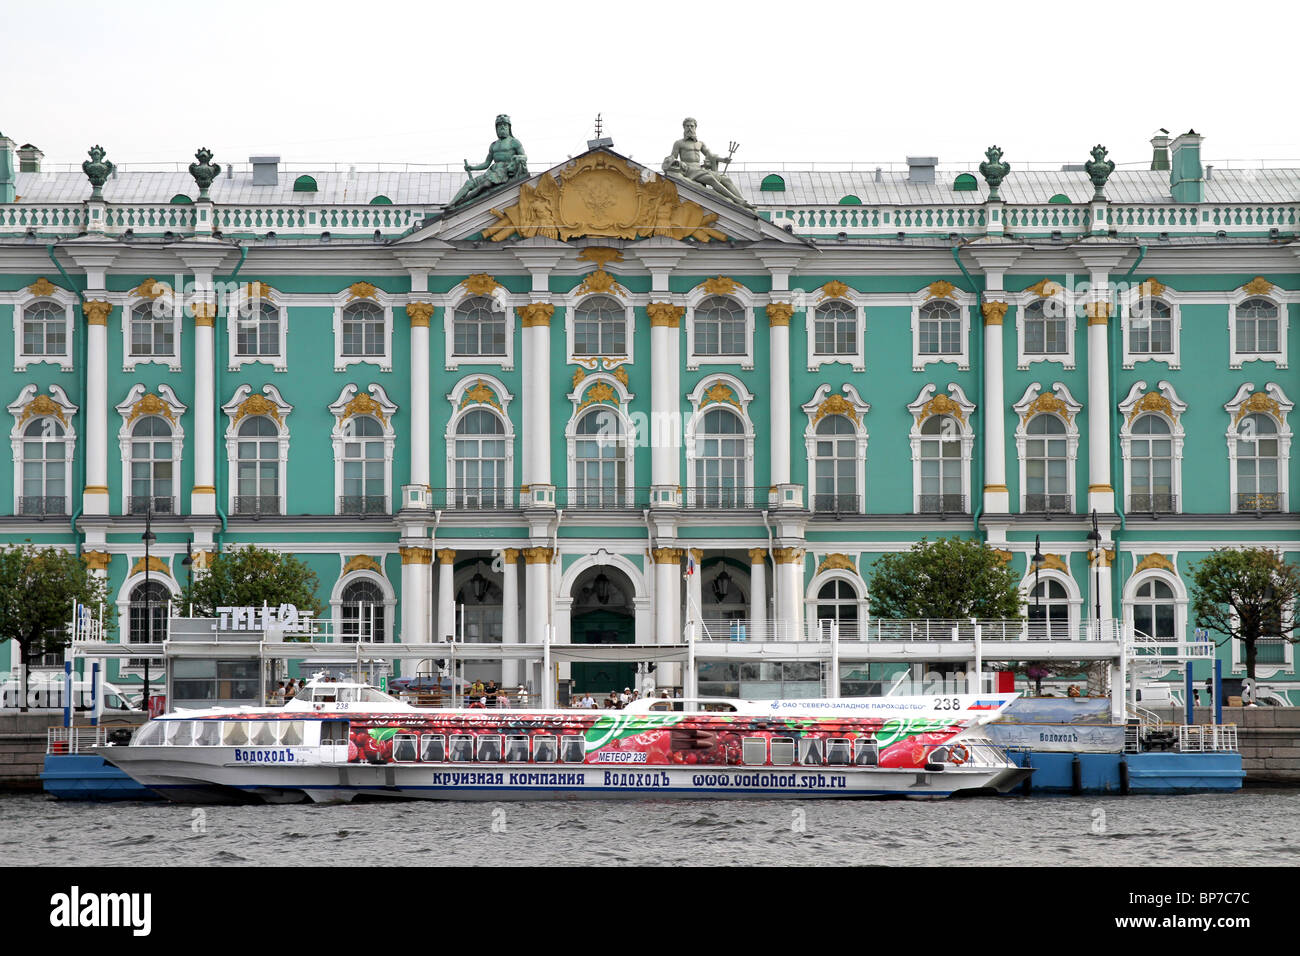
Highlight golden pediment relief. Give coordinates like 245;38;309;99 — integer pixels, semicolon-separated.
484;154;726;243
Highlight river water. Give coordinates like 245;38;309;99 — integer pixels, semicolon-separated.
3;789;1298;867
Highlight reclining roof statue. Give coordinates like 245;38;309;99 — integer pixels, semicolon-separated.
447;114;529;210
662;117;754;209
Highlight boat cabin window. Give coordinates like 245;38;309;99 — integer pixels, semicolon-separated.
334;687;357;704
279;721;304;746
166;721;193;746
196;721;220;746
222;722;250;747
360;688;397;703
701;702;738;713
560;736;586;763
799;737;823;766
770;737;795;766
742;738;767;766
294;687;314;703
505;736;530;762
449;735;474;762
392;734;418;762
533;735;557;762
320;720;349;746
250;721;278;746
313;689;337;704
477;734;502;762
853;739;878;766
825;738;851;766
421;734;446;762
134;722;165;746
648;700;673;712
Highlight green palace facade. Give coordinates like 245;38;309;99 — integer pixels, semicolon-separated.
0;125;1296;699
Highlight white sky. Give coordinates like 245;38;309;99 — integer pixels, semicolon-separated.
3;0;1298;171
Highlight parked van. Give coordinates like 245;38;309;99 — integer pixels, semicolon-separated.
0;675;139;711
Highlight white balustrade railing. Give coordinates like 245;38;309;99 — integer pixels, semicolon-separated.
695;618;1123;644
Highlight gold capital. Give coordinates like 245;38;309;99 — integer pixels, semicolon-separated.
522;547;555;565
688;548;704;562
436;548;457;565
82;550;111;572
650;547;684;564
399;546;433;565
647;302;685;328
83;300;112;326
772;547;806;565
192;302;217;327
747;548;768;564
503;548;521;564
983;484;1009;493
191;485;216;495
1085;301;1111;324
83;485;109;495
1087;483;1114;493
518;303;555;327
765;303;794;326
406;302;434;327
981;301;1008;326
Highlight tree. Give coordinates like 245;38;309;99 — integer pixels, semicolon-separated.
0;544;114;711
1190;547;1299;683
868;536;1023;620
182;545;324;628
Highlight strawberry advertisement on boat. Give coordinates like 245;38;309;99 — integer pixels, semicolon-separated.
98;681;1030;803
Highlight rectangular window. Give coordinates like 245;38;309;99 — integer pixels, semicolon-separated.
420;734;447;762
769;738;795;766
532;735;557;762
742;737;767;766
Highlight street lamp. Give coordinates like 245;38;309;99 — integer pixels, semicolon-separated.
141;506;156;711
1030;535;1045;635
1086;509;1103;633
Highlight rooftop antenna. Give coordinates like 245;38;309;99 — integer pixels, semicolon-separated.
587;112;613;150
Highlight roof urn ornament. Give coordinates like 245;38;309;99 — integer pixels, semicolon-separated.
81;145;115;199
189;147;221;199
1084;144;1115;200
978;145;1010;201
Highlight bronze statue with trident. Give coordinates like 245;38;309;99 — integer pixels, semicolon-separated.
663;117;753;208
448;114;530;210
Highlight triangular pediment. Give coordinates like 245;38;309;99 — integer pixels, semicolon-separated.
398;148;803;247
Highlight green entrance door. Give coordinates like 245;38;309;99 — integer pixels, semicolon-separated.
571;608;636;695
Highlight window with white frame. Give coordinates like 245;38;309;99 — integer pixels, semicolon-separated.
340;417;387;515
1026;577;1071;639
128;301;180;367
813;300;856;357
1122;293;1181;369
692;407;747;508
128;417;175;515
235;417;282;515
1016;293;1076;370
237;303;280;358
19;418;69;517
572;407;627;508
454;409;509;509
918;300;961;357
333;293;392;372
1229;294;1288;369
126;578;172;668
453;296;506;357
811;415;858;514
573;296;626;356
341;301;384;357
815;579;861;636
1132;577;1177;643
1234;413;1281;513
340;578;386;642
918;416;965;514
22;301;67;359
693;296;746;357
1128;415;1175;513
1024;415;1070;513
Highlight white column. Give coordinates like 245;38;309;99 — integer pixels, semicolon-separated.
519;303;554;499
1086;301;1115;513
192;301;216;515
648;302;683;504
82;300;111;515
767;303;793;492
501;548;520;688
748;548;768;642
653;548;682;645
523;548;553;699
981;301;1010;514
436;549;456;642
686;549;704;633
406;303;432;489
772;548;805;640
399;546;431;645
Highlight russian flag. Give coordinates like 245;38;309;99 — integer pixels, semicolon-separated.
967;699;1003;710
685;554;695;576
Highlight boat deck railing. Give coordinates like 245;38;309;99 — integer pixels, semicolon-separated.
1176;724;1239;753
47;725;133;755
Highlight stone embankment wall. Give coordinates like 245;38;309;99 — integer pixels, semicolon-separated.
0;712;146;790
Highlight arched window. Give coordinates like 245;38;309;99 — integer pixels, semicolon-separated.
1235;298;1279;355
1025;415;1070;513
1235;413;1280;513
917;300;961;356
128;417;175;514
237;302;280;357
815;580;860;636
1132;578;1176;643
813;300;856;356
454;409;507;509
22;301;66;357
340;417;386;514
1023;299;1067;355
1129;415;1174;513
919;415;963;513
1129;299;1174;356
573;296;626;356
573;408;626;508
129;580;172;646
341;301;384;357
693;296;745;356
693;407;746;508
453;296;506;357
340;579;386;642
235;417;280;515
1027;578;1070;639
457;568;503;644
19;418;67;516
812;415;857;513
130;301;173;358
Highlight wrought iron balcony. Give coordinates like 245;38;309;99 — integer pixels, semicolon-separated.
1024;493;1073;514
918;494;968;515
338;495;389;516
427;487;512;510
17;495;65;517
233;495;281;516
555;487;650;510
1129;492;1177;514
1237;492;1282;514
683;486;764;510
812;493;862;515
127;495;175;515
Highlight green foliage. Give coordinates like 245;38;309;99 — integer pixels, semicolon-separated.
868;537;1023;620
0;543;114;664
182;545;323;623
1190;547;1299;680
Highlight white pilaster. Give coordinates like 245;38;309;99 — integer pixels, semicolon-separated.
406;302;432;488
399;545;431;645
1086;307;1114;512
192;300;216;515
748;548;768;642
436;549;456;642
768;305;792;487
519;304;553;495
648;301;683;504
652;548;682;645
501;549;520;688
982;301;1010;513
523;547;553;647
773;548;805;640
82;300;111;515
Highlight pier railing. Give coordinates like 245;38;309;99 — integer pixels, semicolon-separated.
695;618;1123;643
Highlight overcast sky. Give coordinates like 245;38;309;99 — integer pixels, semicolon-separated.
4;0;1297;171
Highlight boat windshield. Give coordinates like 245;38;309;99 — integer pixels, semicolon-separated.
294;684;398;705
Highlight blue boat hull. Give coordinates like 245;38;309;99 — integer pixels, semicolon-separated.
1005;751;1243;794
40;754;159;801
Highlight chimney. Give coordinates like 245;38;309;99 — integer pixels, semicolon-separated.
0;133;15;203
1169;130;1203;203
250;155;280;186
906;156;937;184
17;144;43;173
1149;129;1170;171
